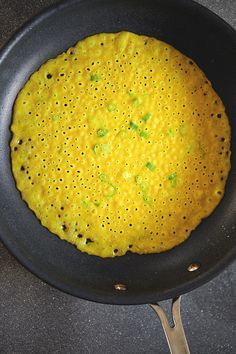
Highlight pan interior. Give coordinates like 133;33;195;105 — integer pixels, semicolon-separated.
0;0;235;304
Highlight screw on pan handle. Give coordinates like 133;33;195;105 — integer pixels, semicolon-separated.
150;296;190;354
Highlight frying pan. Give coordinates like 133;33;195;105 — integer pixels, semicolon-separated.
0;0;235;352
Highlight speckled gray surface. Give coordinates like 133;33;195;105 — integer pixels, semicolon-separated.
0;1;235;353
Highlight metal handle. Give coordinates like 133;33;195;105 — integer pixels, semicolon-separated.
150;296;190;354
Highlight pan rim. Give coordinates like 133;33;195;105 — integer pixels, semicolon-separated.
1;0;236;65
0;0;236;305
1;235;236;305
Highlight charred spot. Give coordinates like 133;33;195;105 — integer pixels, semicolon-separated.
47;73;52;79
20;165;25;171
61;224;67;231
86;238;93;244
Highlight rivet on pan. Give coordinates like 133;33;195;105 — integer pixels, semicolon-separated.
187;263;201;272
114;283;127;291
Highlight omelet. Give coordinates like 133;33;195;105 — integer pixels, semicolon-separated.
11;32;231;257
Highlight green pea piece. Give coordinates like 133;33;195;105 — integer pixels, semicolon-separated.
51;114;61;121
93;143;110;155
90;74;100;82
107;103;117;112
127;91;142;107
127;90;135;97
142;113;152;123
129;121;139;131
143;195;153;205
135;175;143;185
139;130;149;139
97;128;108;137
81;200;90;208
99;173;109;182
93;144;100;154
146;162;156;171
105;183;117;198
132;97;142;107
135;175;148;193
167;128;175;137
168;172;177;187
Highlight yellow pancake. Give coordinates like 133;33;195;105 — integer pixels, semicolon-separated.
11;32;231;257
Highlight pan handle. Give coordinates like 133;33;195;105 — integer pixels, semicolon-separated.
150;296;190;354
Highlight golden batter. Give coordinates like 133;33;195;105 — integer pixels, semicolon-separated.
11;32;231;257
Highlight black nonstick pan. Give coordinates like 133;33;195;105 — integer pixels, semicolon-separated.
0;0;235;352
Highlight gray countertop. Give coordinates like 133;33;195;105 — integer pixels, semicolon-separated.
0;1;235;353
